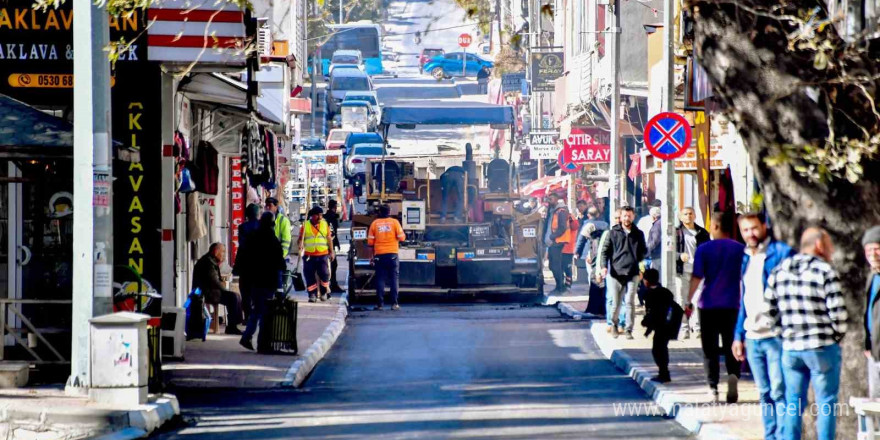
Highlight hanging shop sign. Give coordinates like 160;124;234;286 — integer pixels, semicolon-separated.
563;127;611;163
530;51;564;92
229;156;245;264
527;131;560;159
501;71;526;93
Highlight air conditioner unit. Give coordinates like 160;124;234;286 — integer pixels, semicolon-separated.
257;18;272;58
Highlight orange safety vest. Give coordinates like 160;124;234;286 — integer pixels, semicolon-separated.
551;209;571;244
563;214;578;254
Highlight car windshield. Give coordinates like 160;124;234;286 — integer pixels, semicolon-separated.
332;55;360;64
353;146;383;156
424;49;443;57
343;106;368;115
345;95;377;105
328;131;350;141
332;76;370;91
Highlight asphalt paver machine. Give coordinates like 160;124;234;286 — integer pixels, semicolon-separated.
347;103;543;301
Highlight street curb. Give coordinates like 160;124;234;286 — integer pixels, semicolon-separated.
2;393;179;440
582;322;744;440
282;293;349;387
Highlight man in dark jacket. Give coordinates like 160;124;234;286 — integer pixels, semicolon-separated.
325;200;345;293
238;213;286;351
675;207;710;338
646;210;663;271
234;203;261;319
863;226;880;397
193;243;243;335
599;206;647;339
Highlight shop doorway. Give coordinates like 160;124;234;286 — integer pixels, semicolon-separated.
0;159;73;368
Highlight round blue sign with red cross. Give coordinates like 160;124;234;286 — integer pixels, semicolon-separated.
644;112;692;161
557;150;583;174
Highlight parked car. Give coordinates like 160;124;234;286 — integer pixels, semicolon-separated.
422;52;493;79
381;52;399;77
345;143;386;176
298;136;326;151
344;131;383;156
340;100;378;133
326;129;352;150
419;48;445;74
328;50;364;76
343;91;381;122
327;68;373;116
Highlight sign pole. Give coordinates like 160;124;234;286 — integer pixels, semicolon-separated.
68;0;114;393
608;0;621;217
660;0;676;289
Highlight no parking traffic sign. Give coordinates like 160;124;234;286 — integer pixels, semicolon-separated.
644;112;692;161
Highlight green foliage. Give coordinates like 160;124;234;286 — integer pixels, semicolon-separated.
764;135;880;184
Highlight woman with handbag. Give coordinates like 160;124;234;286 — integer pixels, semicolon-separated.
238;212;286;351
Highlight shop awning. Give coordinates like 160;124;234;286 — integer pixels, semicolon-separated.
0;94;72;158
181;73;282;125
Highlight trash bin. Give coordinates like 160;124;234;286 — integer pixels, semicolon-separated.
257;294;298;355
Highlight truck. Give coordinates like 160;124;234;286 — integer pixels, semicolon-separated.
347;102;544;301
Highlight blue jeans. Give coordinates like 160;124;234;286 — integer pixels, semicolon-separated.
605;281;626;327
781;343;841;440
607;275;638;332
746;337;785;440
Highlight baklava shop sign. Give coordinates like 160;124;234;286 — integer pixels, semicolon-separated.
563;127;611;163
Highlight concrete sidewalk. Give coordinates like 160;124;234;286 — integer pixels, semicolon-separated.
163;251;351;390
0;388;178;440
558;300;765;440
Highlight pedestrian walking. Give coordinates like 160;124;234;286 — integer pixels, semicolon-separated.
594;208;622;322
544;193;571;294
325;200;346;294
192;243;243;335
685;210;745;403
642;268;678;383
731;212;793;439
646;209;663;271
368;204;406;310
298;206;336;303
265;197;292;258
599;206;647;339
477;66;490;94
562;211;579;289
238;213;286;351
675;207;710;338
863;225;880;397
234;203;261;320
766;227;847;440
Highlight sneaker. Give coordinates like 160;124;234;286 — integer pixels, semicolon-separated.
308;295;317;303
606;325;613;334
611;326;619;339
239;338;255;351
709;387;719;402
618;326;625;334
625;331;634;340
726;374;739;403
651;374;671;383
391;304;400;311
374;305;384;311
321;294;331;301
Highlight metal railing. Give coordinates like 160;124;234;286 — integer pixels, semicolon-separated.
0;299;71;364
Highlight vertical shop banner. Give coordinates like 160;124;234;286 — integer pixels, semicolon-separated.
229;157;245;264
694;111;712;227
563;127;611;163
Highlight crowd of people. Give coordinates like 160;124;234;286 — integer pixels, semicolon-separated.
541;194;876;440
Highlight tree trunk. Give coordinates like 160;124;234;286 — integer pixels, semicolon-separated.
689;1;880;438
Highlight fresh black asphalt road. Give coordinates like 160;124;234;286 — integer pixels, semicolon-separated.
154;305;693;439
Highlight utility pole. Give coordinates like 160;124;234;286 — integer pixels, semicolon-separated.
659;0;676;288
608;0;621;215
311;52;319;137
339;0;343;23
68;0;114;392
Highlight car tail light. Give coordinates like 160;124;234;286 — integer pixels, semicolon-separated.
352;158;363;163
